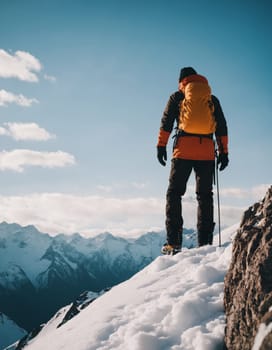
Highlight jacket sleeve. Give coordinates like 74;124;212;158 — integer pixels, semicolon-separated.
212;95;229;154
157;91;183;147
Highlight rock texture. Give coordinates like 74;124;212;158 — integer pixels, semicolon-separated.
257;311;272;349
224;186;272;350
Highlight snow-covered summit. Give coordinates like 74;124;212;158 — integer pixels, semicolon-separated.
22;225;239;350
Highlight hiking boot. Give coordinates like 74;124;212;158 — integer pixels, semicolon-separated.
161;243;181;255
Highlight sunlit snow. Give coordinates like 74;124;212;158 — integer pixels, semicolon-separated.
22;224;238;350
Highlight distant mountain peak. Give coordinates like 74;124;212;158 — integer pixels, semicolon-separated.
0;312;27;349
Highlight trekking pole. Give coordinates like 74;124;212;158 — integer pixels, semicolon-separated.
215;152;222;247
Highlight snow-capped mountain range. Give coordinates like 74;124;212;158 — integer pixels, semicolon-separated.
0;222;195;335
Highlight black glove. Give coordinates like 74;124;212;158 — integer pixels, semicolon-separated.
157;146;167;166
217;153;229;171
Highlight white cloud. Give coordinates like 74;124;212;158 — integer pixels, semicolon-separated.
0;49;42;82
0;89;39;107
0;192;244;238
96;182;148;193
96;185;113;193
131;182;147;189
1;122;55;141
44;74;56;82
0;193;165;237
0;126;8;136
0;185;268;238
0;149;75;172
220;184;270;201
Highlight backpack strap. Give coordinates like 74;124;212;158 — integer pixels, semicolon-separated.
172;129;214;150
178;130;213;139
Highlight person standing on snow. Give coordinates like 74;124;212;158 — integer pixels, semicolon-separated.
157;67;229;255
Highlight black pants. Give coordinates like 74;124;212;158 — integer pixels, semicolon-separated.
166;158;215;247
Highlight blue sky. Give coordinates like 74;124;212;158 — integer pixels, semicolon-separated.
0;0;271;236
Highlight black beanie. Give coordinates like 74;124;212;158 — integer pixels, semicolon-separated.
179;67;197;82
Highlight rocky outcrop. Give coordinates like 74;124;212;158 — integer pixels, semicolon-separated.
224;186;272;350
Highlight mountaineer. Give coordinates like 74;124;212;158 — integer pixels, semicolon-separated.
157;67;229;255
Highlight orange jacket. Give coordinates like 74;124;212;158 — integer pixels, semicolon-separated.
157;74;228;161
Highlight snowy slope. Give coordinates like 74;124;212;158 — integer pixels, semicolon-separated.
23;224;238;350
0;313;26;350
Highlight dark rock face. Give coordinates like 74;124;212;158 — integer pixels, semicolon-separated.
224;186;272;350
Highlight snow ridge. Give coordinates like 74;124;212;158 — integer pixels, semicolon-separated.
22;225;238;350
